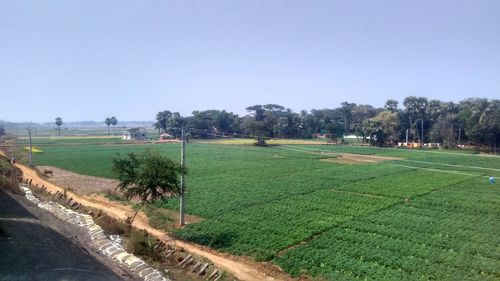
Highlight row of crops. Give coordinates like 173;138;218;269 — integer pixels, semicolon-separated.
276;178;500;280
27;141;500;280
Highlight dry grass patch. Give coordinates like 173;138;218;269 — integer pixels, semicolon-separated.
321;153;402;164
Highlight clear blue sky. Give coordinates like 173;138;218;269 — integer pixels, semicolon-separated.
1;0;499;122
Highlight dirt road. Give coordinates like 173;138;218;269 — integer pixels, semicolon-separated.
0;150;289;281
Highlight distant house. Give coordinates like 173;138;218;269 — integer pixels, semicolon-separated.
123;127;147;141
159;133;174;140
155;133;179;143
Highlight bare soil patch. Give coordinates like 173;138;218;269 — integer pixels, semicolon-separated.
37;165;118;196
321;153;401;164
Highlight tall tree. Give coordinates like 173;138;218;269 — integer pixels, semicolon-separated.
55;117;63;136
245;105;265;121
110;116;118;135
403;96;428;142
188;110;241;137
457;98;489;146
349;104;378;143
105;117;112;136
429;102;459;147
154;110;172;134
167;112;185;138
478;100;500;154
310;109;345;140
243;105;270;137
112;151;186;224
384;99;399;113
366;111;401;146
340;102;356;134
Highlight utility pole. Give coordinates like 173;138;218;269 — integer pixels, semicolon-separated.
409;116;413;144
405;129;409;145
421;119;424;147
26;127;33;166
179;128;186;226
457;124;462;147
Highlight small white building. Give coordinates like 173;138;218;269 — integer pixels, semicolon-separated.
123;127;147;141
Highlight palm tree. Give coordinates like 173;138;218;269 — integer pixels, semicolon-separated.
55;117;63;136
105;117;111;136
112;151;186;224
110;116;118;135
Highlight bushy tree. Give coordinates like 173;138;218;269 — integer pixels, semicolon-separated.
154;110;172;134
154;111;185;138
384;99;399;113
112;150;186;224
367;111;400;146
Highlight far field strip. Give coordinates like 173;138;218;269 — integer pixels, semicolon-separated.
281;145;500;174
385;163;485;177
321;143;500;158
395;159;500;172
282;144;499;158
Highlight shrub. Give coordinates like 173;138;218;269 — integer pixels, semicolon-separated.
94;212;130;235
0;155;23;195
125;229;162;260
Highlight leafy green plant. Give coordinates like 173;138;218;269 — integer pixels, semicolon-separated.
112;150;186;224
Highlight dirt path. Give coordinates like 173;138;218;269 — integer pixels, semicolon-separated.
0;151;290;281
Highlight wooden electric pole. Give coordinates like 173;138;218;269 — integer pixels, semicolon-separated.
421;119;424;146
26;127;33;166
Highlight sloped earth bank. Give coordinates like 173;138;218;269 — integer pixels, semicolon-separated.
0;188;137;281
0;153;296;281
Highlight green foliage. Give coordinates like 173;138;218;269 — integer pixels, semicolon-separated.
94;212;131;235
110;116;117;126
112;150;185;202
125;229;161;260
0;156;23;194
154;111;184;137
27;142;500;280
112;150;185;223
276;178;500;280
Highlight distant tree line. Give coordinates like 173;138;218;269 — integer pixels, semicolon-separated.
154;97;500;153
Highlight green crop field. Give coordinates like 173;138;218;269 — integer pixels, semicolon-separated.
15;141;500;280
